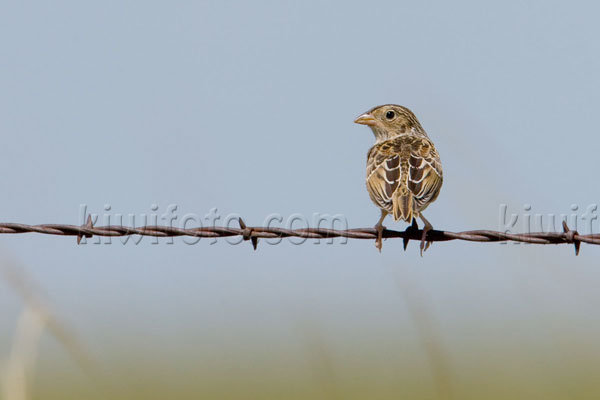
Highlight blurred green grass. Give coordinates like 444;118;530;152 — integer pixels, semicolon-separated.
4;256;600;400
29;346;600;400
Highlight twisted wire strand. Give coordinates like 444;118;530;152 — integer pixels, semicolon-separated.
0;218;593;254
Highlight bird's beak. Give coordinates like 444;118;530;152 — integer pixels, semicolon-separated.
354;113;376;126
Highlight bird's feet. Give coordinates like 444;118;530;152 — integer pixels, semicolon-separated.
419;224;432;256
374;223;386;252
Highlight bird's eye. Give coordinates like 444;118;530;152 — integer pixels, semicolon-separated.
385;110;395;120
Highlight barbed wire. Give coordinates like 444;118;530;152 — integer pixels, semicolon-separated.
0;216;595;255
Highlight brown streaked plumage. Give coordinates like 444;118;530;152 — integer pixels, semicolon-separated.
355;104;443;253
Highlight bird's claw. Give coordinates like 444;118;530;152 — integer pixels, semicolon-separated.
375;224;385;252
419;226;432;257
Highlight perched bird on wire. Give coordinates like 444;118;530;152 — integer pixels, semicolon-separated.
354;105;443;254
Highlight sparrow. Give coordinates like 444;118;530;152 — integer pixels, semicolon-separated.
354;105;443;253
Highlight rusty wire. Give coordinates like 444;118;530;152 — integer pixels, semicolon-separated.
0;216;595;255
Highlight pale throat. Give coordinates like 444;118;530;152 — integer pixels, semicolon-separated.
370;125;426;143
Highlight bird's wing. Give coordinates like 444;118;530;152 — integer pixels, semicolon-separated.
366;136;443;217
366;143;402;213
406;137;443;211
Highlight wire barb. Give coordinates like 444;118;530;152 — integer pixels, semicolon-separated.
76;215;94;245
403;219;419;251
562;220;581;256
238;218;258;251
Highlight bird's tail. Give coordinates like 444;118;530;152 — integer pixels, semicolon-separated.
392;188;414;223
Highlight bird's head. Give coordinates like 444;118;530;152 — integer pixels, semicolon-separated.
354;104;426;141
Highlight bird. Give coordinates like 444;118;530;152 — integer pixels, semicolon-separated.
354;105;443;254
